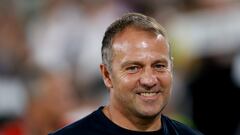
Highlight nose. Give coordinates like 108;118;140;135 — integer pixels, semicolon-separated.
139;67;158;90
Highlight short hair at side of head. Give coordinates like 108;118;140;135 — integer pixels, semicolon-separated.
101;12;168;71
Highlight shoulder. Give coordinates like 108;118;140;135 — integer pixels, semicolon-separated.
162;115;203;135
48;110;98;135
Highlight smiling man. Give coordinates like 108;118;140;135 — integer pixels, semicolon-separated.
49;13;203;135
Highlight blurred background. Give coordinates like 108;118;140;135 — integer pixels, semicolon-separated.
0;0;240;135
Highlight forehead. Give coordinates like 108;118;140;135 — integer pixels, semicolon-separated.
113;26;159;43
112;26;169;54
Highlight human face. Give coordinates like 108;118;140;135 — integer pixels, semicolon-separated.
101;27;172;119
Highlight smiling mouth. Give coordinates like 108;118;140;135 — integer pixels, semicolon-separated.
137;92;160;97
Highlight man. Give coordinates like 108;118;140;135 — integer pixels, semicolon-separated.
49;13;203;135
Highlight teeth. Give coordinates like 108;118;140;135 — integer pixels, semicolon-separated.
140;92;157;96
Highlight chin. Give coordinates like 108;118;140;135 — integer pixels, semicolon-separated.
137;103;167;119
136;107;162;119
138;112;161;120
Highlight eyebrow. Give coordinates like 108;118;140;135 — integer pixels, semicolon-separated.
120;57;170;69
120;61;143;69
152;59;169;65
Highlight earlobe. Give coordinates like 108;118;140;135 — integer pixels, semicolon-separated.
100;64;113;88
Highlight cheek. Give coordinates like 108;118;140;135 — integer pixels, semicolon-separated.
112;75;138;104
118;74;139;90
159;72;172;89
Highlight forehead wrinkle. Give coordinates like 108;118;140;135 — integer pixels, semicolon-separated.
113;34;164;51
138;53;168;60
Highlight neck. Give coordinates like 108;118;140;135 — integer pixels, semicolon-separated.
103;105;162;131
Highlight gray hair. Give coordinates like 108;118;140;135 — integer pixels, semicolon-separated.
101;13;168;71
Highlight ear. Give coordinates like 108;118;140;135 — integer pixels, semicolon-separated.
100;64;113;88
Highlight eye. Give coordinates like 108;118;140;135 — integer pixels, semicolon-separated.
154;63;167;71
125;65;140;73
